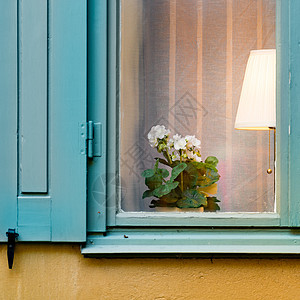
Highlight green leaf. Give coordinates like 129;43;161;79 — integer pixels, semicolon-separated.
204;197;221;212
196;166;220;188
170;163;187;182
142;190;154;199
145;174;163;190
158;168;169;178
160;190;179;203
141;169;155;178
176;189;207;208
205;156;219;168
184;162;199;188
191;161;205;169
153;181;179;198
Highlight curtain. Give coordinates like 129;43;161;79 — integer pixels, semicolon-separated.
120;0;276;212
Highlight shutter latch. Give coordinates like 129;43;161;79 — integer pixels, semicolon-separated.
6;229;19;269
80;121;102;158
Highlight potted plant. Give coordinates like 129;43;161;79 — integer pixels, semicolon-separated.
142;125;221;211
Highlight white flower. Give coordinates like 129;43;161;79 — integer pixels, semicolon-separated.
147;125;170;148
173;134;181;140
175;139;187;150
185;151;200;162
193;154;202;162
186;150;194;160
171;152;180;161
186;148;202;162
172;134;187;150
185;135;201;148
157;125;170;139
167;138;174;148
167;138;175;152
148;125;170;139
148;137;158;148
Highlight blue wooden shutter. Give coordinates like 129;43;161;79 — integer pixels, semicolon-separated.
0;0;87;242
87;0;107;233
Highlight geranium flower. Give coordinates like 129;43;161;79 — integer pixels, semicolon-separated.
172;134;187;150
185;135;201;149
147;125;170;148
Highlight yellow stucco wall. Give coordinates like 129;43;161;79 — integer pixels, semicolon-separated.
1;244;300;300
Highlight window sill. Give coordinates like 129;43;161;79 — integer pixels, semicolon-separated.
82;228;300;256
114;212;281;227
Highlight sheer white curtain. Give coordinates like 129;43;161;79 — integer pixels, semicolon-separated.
120;0;276;212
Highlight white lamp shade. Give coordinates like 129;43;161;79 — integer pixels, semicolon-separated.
235;49;276;130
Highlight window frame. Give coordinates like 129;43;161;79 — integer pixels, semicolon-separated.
108;0;286;227
83;0;300;255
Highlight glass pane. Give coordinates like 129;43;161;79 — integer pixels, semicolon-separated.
120;0;276;212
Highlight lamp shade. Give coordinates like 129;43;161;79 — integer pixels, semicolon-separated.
235;49;276;130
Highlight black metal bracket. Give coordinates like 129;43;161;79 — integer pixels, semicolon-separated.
6;229;19;269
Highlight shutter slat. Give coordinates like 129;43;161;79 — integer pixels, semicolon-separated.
20;0;48;193
0;0;17;241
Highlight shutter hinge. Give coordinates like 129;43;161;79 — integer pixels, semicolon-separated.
80;121;102;158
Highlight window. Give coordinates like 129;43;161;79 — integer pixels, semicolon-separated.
1;0;299;254
103;0;283;228
82;0;300;255
120;0;276;214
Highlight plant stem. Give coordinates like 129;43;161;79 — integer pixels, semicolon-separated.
165;149;173;165
180;150;184;192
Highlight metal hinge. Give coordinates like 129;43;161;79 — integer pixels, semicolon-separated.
80;121;102;158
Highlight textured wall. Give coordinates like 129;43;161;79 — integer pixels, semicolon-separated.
1;244;300;300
